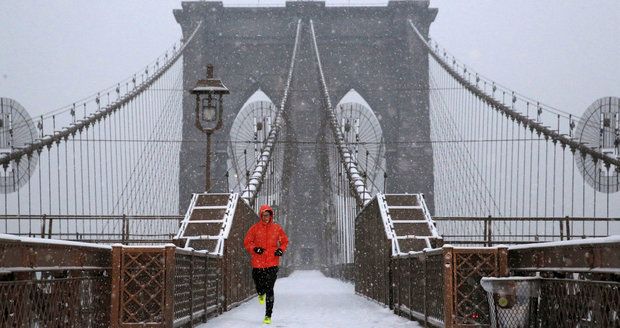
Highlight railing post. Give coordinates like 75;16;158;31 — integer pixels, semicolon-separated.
408;257;414;322
387;241;393;308
483;217;488;246
422;251;428;327
164;245;176;328
498;245;509;277
559;217;565;240
389;258;394;310
189;249;194;325
203;256;208;322
443;246;454;328
40;214;46;238
110;245;122;328
47;215;53;239
121;214;128;244
485;216;492;246
565;216;571;240
218;258;224;314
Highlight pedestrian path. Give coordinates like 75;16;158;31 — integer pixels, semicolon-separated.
199;270;421;327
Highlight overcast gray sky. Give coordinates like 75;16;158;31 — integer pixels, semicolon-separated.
1;0;619;118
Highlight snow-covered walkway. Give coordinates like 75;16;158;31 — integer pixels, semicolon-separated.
200;270;421;327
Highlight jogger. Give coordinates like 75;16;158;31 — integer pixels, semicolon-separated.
244;204;289;324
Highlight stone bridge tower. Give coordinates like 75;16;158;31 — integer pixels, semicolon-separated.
174;1;437;268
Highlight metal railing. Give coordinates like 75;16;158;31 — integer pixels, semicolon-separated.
173;249;223;327
538;278;620;327
1;215;182;244
479;237;620;327
392;249;444;327
355;194;509;327
111;191;258;327
109;243;254;328
355;197;391;305
435;216;619;246
508;236;620;275
482;277;620;327
0;235;112;327
0;271;110;327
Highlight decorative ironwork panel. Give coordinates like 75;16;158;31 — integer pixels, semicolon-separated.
452;250;503;326
119;249;167;324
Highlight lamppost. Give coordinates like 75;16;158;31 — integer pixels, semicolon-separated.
190;64;229;191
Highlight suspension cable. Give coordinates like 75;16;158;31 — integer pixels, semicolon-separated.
240;19;302;204
310;19;372;207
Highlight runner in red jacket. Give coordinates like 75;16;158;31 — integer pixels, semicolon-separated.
243;204;289;324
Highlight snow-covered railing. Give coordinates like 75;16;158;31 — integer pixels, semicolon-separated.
0;233;112;250
391;245;509;327
376;193;442;256
1;215;182;244
1;234;111;327
108;244;249;327
213;194;239;256
175;193;247;256
433;216;619;246
418;194;440;238
376;193;400;255
508;235;620;274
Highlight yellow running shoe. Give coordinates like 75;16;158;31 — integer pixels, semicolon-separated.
263;316;271;324
258;294;266;305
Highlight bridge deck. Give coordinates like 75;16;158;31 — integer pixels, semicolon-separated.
200;270;421;327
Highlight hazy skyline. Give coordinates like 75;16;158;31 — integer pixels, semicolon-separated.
1;0;619;119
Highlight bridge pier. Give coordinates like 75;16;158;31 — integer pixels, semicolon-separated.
175;0;438;270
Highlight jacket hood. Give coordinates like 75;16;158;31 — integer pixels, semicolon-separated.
259;204;274;223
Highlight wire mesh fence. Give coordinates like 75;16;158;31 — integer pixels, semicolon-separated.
482;277;620;328
392;249;445;326
539;278;620;328
173;249;223;327
0;269;110;327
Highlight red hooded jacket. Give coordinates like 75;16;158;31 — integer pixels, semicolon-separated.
243;204;289;269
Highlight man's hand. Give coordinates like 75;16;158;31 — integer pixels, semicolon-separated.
254;247;264;255
274;248;283;256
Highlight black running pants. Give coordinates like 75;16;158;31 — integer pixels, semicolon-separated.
252;266;279;317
